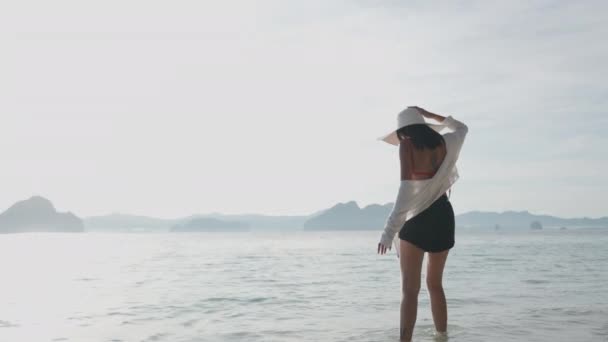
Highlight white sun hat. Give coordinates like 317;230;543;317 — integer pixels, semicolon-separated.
378;106;446;146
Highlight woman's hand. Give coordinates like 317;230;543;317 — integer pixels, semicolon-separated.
411;106;446;122
377;242;390;255
411;106;429;116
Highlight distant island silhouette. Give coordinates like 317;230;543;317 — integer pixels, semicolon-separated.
456;210;607;230
84;213;308;232
0;196;84;233
171;218;250;232
87;202;605;231
303;202;608;231
303;201;393;230
0;197;606;233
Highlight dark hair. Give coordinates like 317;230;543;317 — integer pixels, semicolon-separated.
396;124;444;149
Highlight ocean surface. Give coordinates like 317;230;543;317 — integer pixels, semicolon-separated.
0;230;606;342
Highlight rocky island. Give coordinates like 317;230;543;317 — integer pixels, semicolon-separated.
0;196;84;233
303;201;392;230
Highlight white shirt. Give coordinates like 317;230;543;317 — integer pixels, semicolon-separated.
379;116;469;256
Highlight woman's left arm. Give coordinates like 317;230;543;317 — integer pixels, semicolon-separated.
378;142;413;254
378;181;411;254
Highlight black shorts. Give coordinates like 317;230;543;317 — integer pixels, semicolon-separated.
399;194;455;253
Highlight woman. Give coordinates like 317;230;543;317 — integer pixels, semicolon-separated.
376;106;468;341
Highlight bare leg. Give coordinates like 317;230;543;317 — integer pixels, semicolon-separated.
399;240;425;342
426;249;450;334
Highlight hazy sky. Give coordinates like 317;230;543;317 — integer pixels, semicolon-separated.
2;1;607;218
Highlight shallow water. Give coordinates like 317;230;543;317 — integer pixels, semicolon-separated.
0;230;606;341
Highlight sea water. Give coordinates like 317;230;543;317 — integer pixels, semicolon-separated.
0;230;606;342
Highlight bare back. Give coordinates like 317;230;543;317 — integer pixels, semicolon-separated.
400;138;446;181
